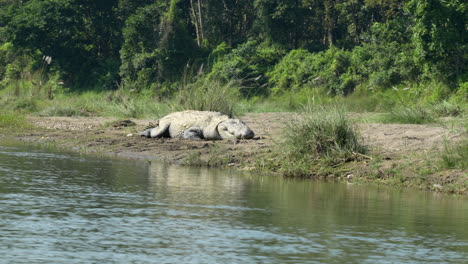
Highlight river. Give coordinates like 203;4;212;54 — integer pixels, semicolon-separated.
0;142;467;263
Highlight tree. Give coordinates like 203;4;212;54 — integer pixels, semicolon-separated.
407;0;467;80
120;0;198;91
5;0;123;87
119;2;167;89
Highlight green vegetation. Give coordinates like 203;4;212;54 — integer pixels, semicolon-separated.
440;140;468;170
183;145;234;168
0;0;465;113
365;133;468;194
0;0;466;192
0;112;30;129
261;106;367;177
174;76;241;117
379;106;437;124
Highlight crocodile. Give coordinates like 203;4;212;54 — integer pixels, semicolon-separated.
140;110;255;140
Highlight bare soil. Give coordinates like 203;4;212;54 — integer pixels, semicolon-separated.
21;113;462;160
19;113;292;165
359;123;462;156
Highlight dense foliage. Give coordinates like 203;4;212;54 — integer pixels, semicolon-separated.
0;0;466;99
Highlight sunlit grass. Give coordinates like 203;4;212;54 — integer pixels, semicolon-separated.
174;76;241;117
377;105;437;124
439;138;468;170
0;112;31;128
262;105;368;177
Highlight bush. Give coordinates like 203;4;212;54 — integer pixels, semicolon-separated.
0;42;16;82
209;41;285;96
266;49;316;94
267;47;354;96
350;42;419;90
268;105;367;177
265;40;421;98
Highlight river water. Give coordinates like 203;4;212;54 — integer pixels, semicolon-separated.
0;143;467;263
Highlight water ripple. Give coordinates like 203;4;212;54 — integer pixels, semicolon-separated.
0;143;467;263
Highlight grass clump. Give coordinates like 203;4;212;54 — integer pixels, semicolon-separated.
183;145;234;167
105;95;170;119
378;105;437;124
13;97;39;113
106;96;151;118
266;105;367;177
39;105;92;117
0;112;31;129
174;76;240;117
440;139;468;170
431;100;465;117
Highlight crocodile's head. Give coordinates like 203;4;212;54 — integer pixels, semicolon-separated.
217;119;255;139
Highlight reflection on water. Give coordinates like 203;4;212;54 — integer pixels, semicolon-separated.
0;142;467;263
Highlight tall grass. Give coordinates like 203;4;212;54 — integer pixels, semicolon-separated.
378;105;437;124
105;95;171;118
30;90;170;119
239;89;316;113
266;105;367;177
39;105;92;117
0;112;31;128
431;100;465;117
374;100;466;124
440;139;468;170
174;76;241;117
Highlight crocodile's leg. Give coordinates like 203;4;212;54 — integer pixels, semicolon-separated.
139;121;160;138
139;128;152;138
150;122;170;138
182;127;204;140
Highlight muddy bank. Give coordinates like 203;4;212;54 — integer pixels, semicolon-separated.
18;113;292;165
1;112;466;194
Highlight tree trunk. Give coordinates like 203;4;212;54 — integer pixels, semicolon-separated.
190;0;201;46
323;0;335;47
197;0;204;45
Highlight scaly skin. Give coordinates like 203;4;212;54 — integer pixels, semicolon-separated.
140;111;255;140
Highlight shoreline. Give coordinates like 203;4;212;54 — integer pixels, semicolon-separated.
1;113;466;194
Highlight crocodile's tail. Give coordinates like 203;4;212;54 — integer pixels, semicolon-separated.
144;121;158;130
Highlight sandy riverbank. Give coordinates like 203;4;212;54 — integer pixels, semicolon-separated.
1;112;466;194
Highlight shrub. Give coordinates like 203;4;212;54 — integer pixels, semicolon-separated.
268;105;367;177
267;47;354;96
266;49;316;94
350;42;419;90
266;41;421;97
209;41;285;96
0;42;16;82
